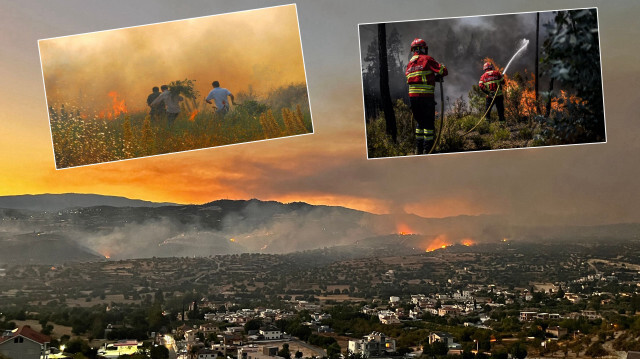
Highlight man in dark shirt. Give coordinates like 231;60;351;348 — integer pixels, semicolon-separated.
146;86;165;122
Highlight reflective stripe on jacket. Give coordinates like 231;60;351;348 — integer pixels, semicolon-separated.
479;70;505;97
405;54;447;97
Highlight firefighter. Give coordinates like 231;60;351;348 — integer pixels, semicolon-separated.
405;38;448;155
478;62;506;123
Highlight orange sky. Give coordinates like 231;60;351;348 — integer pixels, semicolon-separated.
2;1;640;225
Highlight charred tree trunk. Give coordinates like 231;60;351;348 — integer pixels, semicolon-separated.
378;23;397;142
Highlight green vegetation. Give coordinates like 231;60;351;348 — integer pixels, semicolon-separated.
49;84;311;168
540;9;605;145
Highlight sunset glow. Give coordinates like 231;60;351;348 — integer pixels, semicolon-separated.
0;1;636;230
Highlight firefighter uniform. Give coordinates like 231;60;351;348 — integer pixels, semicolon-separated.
479;64;506;123
405;39;448;154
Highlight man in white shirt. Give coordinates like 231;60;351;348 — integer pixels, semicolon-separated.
151;84;183;127
205;81;236;115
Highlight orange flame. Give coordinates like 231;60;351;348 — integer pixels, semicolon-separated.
188;110;198;122
229;238;236;242
396;223;414;235
494;65;587;119
483;57;503;73
426;234;452;252
108;91;127;117
97;91;128;119
461;238;476;246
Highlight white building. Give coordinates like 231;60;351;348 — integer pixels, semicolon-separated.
348;332;396;358
259;328;282;340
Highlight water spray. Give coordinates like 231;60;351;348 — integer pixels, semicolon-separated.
461;38;530;137
503;39;530;75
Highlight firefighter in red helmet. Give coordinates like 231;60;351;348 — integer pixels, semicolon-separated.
405;38;448;154
478;62;506;123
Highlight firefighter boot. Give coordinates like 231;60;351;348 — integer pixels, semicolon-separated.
422;129;435;154
415;128;424;155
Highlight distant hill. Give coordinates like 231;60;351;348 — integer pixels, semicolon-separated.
0;195;639;265
0;193;178;211
0;232;100;265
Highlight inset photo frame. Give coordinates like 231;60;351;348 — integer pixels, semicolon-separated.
359;8;605;158
39;4;312;169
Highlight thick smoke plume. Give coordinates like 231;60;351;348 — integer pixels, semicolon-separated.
39;5;306;114
360;11;555;107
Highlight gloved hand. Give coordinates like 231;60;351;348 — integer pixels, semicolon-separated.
435;74;443;83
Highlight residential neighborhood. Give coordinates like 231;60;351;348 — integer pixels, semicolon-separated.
1;240;640;359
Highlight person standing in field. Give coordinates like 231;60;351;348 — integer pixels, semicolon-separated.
146;86;165;122
151;84;183;127
205;81;236;116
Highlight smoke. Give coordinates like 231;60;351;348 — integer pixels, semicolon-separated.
360;11;556;105
38;5;306;114
5;199;629;262
34;202;385;259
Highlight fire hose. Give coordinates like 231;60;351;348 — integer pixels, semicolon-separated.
427;79;445;154
461;84;501;137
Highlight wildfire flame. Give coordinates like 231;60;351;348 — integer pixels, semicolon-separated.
98;91;128;119
108;91;127;116
461;238;476;247
484;58;586;119
425;234;452;252
396;223;414;235
188;110;198;122
229;238;236;242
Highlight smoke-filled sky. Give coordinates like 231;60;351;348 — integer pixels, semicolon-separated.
360;11;557;103
1;0;640;227
39;4;306;113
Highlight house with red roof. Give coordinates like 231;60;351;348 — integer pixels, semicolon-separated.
0;326;51;359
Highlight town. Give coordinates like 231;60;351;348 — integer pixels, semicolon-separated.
1;239;639;359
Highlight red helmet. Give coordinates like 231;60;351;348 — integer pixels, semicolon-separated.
483;62;494;71
410;38;428;51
